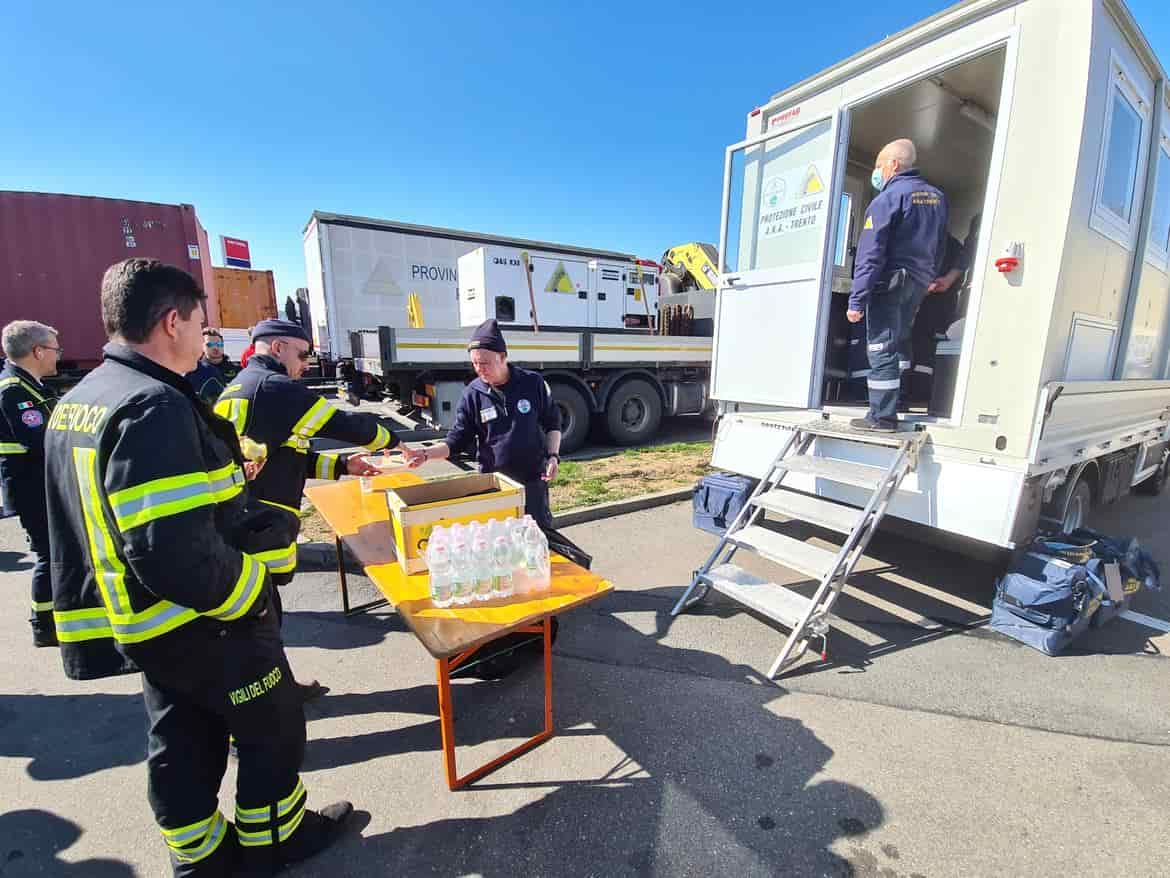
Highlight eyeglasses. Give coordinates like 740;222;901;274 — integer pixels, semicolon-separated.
295;350;311;361
38;345;63;355
205;341;225;349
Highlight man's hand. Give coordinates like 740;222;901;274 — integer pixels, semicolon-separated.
928;269;962;294
541;456;559;482
402;445;428;468
243;459;266;481
346;455;381;477
846;309;864;324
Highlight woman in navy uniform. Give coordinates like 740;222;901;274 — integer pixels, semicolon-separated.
403;319;562;528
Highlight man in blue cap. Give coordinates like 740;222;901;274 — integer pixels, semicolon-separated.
403;319;562;528
215;319;394;696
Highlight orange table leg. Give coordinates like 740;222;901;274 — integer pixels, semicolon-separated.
436;616;554;791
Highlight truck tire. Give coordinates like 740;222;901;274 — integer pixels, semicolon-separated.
550;383;589;454
1134;450;1169;496
605;379;662;446
1060;479;1093;533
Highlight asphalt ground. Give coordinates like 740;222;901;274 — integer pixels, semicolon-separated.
2;486;1169;875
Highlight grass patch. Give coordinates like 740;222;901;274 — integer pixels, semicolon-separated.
550;441;712;512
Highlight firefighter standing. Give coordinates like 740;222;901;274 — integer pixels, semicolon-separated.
214;319;392;690
44;260;353;876
1;320;61;647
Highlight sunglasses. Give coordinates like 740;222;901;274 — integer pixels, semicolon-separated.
205;341;224;348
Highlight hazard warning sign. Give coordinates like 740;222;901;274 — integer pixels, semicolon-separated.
544;261;576;294
758;162;829;239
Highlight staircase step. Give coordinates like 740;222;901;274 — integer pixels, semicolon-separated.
731;525;839;581
705;563;815;629
799;418;929;448
780;454;888;491
754;489;862;535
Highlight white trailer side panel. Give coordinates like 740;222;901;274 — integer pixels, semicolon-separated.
324;224;475;351
592;335;713;365
302;219;330;354
389;329;583;366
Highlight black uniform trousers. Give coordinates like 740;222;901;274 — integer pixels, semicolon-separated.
138;609;307;876
3;474;52;633
522;479;554;531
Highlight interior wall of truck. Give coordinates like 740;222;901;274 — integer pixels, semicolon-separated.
822;47;1007;421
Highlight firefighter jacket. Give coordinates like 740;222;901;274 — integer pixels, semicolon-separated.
214;354;395;578
0;363;56;514
44;344;273;681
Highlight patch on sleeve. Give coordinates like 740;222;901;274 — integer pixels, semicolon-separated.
17;400;35;410
21;410;44;427
863;215;874;230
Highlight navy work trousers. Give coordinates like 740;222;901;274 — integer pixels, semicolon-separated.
864;280;928;423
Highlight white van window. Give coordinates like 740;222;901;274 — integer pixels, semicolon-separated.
1147;142;1170;264
724;119;835;274
834;193;853;268
1090;56;1152;248
1100;86;1143;223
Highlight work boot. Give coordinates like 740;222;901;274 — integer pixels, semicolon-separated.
850;417;897;433
31;624;58;648
237;801;355;875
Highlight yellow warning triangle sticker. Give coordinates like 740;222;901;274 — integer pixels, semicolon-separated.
863;215;874;230
801;164;825;196
544;261;575;293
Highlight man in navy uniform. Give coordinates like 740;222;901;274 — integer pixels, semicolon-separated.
0;320;61;646
402;319;562;528
186;328;240;404
846;138;949;432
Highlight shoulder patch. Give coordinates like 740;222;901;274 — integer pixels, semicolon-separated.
21;410;44;427
863;216;874;230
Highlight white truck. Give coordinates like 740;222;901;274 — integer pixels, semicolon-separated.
673;0;1170;676
705;0;1170;547
302;212;713;451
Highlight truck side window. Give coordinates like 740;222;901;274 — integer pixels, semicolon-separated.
1090;53;1153;249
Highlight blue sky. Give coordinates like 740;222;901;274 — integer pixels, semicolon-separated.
4;0;1168;304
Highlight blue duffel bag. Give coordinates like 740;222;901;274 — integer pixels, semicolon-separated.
990;551;1104;656
1065;528;1160;628
693;472;756;536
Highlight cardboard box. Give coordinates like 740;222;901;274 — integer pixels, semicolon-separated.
385;473;526;573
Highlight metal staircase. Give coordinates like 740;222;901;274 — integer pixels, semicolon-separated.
671;417;928;678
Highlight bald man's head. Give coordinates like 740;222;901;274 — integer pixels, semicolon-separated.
872;138;917;190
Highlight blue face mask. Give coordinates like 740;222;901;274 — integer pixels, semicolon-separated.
871;167;886;191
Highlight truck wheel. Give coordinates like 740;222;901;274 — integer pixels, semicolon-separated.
550;383;589;454
605;379;662;446
1134;451;1169;496
1060;479;1093;533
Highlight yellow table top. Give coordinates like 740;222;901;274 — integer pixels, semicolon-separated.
305;477;613;658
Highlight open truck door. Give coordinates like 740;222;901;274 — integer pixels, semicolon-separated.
712;114;846;408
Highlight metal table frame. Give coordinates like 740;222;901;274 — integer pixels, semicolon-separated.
437;617;554;790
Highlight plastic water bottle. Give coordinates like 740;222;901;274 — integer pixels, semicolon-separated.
471;534;494;601
491;536;514;598
523;520;550;592
509;519;530;593
427;542;454;608
450;530;474;605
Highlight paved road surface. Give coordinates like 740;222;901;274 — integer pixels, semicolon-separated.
2;483;1167;875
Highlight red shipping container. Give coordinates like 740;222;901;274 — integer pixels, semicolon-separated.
0;191;218;370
